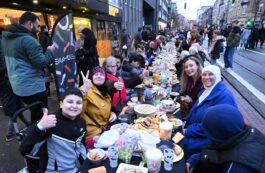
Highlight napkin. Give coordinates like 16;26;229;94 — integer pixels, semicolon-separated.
94;130;119;148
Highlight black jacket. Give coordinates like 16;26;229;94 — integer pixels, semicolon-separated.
20;111;87;172
199;126;265;173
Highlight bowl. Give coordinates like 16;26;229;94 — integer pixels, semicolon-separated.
134;104;157;117
87;148;105;166
131;97;138;103
169;118;183;130
161;99;174;109
118;113;136;124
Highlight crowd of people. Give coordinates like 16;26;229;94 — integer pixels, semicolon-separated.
0;11;265;173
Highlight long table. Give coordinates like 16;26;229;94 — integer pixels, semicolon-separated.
78;153;185;173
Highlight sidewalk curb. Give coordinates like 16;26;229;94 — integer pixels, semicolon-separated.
214;63;265;118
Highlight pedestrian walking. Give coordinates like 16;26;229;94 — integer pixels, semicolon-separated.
223;20;241;69
209;30;225;64
1;11;54;123
240;26;251;49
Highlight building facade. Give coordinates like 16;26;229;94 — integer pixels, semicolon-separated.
0;0;123;58
120;0;143;36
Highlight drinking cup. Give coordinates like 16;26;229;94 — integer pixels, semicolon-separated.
159;122;173;140
163;148;174;171
108;146;118;168
145;148;163;173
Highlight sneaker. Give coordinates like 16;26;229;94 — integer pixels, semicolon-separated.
6;134;16;142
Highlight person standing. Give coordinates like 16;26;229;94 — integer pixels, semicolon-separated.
2;11;54;123
75;28;99;86
209;30;225;64
39;25;52;96
223;20;241;69
0;27;29;141
118;28;130;57
132;27;143;51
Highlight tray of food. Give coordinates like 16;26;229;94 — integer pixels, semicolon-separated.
116;163;148;173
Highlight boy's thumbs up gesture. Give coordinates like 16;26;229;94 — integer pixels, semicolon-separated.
38;108;57;130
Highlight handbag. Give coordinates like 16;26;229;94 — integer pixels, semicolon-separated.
85;111;107;132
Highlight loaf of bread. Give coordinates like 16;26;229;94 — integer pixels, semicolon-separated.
88;166;106;173
172;132;184;144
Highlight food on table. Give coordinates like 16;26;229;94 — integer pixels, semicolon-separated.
169;118;183;129
88;166;107;173
134;114;161;130
89;151;100;160
119;167;146;173
134;104;157;117
173;145;182;156
116;163;148;173
172;132;184;144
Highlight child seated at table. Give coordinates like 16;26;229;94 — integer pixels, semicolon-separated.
20;88;87;173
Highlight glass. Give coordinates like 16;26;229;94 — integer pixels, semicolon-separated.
108;146;118;168
118;145;133;163
145;148;163;173
159;122;173;140
163;149;174;171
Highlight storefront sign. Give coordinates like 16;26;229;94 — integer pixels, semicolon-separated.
109;5;119;16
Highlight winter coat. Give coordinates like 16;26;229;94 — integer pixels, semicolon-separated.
20;111;87;173
226;26;241;48
81;84;112;138
200;126;265;173
241;28;252;40
75;44;99;73
184;82;237;159
1;24;53;96
210;36;225;59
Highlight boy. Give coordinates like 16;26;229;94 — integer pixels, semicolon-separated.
20;88;87;173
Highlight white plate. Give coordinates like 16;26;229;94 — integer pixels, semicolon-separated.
134;104;157;116
116;163;148;173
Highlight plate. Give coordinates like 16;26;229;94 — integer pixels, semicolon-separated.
116;163;148;173
162;144;184;162
134;104;157;117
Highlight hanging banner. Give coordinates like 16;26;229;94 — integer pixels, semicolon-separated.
51;11;78;99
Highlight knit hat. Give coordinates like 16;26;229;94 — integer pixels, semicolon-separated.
202;104;245;143
91;67;106;77
202;65;221;88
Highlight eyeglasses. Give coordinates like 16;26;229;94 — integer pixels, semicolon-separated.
107;65;117;68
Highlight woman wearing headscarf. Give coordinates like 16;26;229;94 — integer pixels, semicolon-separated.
81;67;116;149
183;65;237;172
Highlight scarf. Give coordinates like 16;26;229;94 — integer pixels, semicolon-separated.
106;73;127;106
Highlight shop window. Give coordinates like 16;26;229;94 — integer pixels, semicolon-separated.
0;8;44;29
47;14;58;29
242;4;247;15
73;17;91;40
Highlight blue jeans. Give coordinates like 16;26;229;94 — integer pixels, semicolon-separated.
224;47;235;68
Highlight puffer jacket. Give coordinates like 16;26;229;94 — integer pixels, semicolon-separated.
226;26;241;48
1;23;53;96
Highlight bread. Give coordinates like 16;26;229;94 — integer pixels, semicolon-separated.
173;145;182;155
89;151;100;160
88;166;106;173
172;132;184;144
